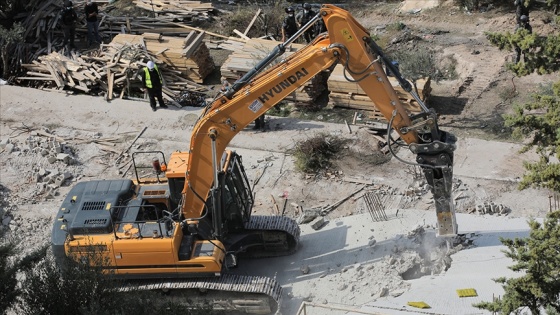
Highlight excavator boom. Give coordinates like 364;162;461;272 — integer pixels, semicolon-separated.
181;4;457;236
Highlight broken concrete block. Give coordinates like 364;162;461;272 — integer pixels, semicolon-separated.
310;217;326;230
36;183;46;193
300;265;310;274
47;156;57;164
297;210;319;224
4;143;14;153
62;172;72;180
56;153;70;164
0;138;10;150
38;168;47;176
53;175;64;187
47;169;59;176
42;174;54;183
378;287;388;297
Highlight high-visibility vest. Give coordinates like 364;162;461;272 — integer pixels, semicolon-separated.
144;64;162;88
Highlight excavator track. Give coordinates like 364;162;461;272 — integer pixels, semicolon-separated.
117;216;300;314
119;274;282;314
243;215;301;258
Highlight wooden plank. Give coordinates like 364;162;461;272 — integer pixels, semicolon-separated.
183;31;196;48
45;61;64;88
17;76;55;81
107;68;114;100
168;21;244;42
233;29;250;40
243;9;261;36
182;31;205;58
155;47;169;55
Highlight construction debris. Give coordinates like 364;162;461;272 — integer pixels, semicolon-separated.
18;32;212;101
131;0;215;22
363;191;389;222
475;202;509;215
11;0;217;67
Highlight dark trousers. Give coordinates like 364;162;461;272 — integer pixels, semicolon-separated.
63;26;76;49
303;30;314;43
253;115;265;129
147;87;166;109
86;21;102;45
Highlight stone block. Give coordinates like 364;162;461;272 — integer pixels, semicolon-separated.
0;138;9;149
56;153;73;164
47;156;57;164
310;216;326;230
4;143;14;153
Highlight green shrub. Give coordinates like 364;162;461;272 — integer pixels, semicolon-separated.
293;133;348;173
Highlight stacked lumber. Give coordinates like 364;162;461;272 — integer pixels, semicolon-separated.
220;39;328;104
17;40;209;103
9;0;216;67
327;64;432;119
110;33;214;83
132;0;214;21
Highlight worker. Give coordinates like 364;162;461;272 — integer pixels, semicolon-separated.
220;79;232;93
282;7;298;42
141;61;168;111
296;3;316;43
60;0;78;51
253;114;265;130
314;16;327;39
85;0;102;47
514;0;529;25
514;15;532;63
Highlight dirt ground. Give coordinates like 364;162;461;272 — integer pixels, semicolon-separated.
0;0;558;313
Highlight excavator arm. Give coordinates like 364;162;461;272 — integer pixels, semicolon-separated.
181;4;457;236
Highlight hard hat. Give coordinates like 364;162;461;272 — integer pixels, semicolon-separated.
65;0;73;7
147;61;155;70
285;7;294;13
520;15;528;22
303;3;311;9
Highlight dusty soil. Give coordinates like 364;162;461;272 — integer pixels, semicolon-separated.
0;0;558;313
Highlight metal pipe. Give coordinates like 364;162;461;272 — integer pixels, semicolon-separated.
363;37;430;113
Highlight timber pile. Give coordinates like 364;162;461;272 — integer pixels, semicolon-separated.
220;39;328;104
11;0;216;66
110;33;214;83
327;64;432;119
132;0;214;22
17;38;209;103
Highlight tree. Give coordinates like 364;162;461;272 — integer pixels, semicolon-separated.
0;230;45;314
0;238;18;315
0;22;24;79
503;81;560;192
474;211;560;314
486;30;560;76
15;249;218;315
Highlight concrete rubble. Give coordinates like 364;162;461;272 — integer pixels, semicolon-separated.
1;133;77;202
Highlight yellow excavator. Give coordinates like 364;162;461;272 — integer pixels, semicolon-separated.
52;4;457;314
